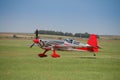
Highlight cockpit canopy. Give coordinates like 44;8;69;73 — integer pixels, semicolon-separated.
64;39;80;45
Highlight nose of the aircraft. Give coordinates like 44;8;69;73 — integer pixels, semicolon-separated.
33;39;40;43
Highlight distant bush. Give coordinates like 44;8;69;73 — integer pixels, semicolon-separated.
13;34;18;38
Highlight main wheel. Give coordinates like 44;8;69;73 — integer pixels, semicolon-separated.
38;53;47;57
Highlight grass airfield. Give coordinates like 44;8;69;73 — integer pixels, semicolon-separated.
0;36;120;80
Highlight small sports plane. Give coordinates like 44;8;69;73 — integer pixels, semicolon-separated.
30;29;100;58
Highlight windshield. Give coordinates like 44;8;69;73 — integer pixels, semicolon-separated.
64;39;80;45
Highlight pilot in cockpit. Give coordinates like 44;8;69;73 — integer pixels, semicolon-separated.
64;39;80;45
64;39;74;44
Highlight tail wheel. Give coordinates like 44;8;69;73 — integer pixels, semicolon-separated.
93;53;96;56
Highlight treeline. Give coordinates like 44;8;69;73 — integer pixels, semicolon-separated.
37;30;99;38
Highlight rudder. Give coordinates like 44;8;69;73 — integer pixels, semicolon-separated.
87;34;98;52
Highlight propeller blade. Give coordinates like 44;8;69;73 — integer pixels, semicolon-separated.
35;29;39;39
30;43;35;48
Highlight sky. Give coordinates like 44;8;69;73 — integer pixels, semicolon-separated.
0;0;120;35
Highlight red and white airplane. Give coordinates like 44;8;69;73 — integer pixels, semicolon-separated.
30;29;100;58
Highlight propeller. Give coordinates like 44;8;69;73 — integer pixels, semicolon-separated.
30;43;35;48
35;29;39;39
30;29;39;48
30;29;45;48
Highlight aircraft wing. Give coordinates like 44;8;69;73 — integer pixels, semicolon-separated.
52;44;91;48
51;44;99;52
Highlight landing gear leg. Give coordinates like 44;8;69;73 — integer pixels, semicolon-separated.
51;50;60;58
38;50;48;57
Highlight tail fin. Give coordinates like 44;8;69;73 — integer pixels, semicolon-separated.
87;34;98;52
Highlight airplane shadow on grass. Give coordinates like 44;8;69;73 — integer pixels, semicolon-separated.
77;56;96;59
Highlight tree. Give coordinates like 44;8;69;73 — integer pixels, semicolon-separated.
37;29;100;38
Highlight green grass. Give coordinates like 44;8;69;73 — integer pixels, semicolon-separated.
0;39;120;80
